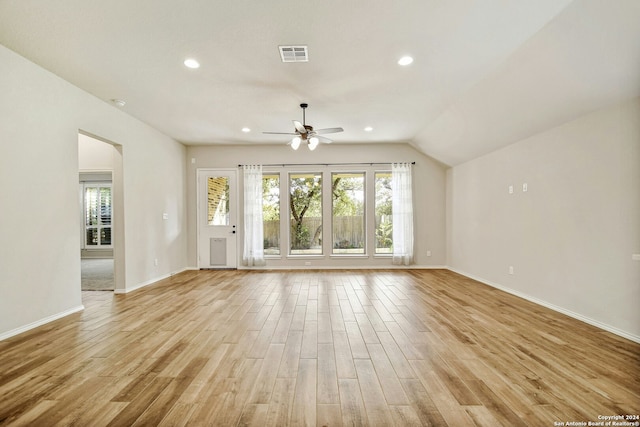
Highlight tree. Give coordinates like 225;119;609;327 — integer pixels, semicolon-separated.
262;175;280;221
290;174;322;249
375;174;393;250
375;175;392;216
332;176;364;216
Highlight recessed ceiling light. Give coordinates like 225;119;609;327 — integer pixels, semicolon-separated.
241;127;251;133
364;126;373;132
111;99;126;107
398;56;414;66
184;58;200;69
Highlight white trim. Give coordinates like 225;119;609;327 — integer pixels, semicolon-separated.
237;264;447;271
0;305;85;341
114;267;190;294
329;254;369;259
446;267;640;344
285;255;325;260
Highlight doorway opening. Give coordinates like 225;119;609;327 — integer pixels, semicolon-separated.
78;132;125;292
80;177;113;290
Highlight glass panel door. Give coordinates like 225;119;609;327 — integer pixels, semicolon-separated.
197;169;238;268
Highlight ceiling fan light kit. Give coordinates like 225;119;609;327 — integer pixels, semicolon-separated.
264;103;344;151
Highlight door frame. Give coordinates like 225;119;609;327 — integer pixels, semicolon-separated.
78;130;125;292
196;168;239;269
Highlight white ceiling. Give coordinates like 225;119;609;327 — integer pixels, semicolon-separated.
1;0;639;165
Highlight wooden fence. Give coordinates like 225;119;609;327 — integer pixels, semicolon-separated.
264;216;372;249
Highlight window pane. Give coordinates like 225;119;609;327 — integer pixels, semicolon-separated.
86;228;98;246
85;187;98;226
208;177;229;225
375;172;393;254
289;172;322;255
263;174;280;255
332;172;365;254
101;227;112;245
100;187;112;225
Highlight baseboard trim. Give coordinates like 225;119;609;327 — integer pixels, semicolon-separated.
446;267;640;344
237;264;448;271
114;267;190;294
0;305;85;341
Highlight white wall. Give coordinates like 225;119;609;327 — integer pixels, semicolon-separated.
0;44;188;338
186;143;447;269
447;97;640;341
78;133;115;171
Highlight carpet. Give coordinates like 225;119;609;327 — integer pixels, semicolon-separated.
81;258;114;291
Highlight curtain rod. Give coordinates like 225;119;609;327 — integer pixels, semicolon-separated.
238;161;415;167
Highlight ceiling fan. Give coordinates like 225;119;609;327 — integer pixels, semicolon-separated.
263;103;344;150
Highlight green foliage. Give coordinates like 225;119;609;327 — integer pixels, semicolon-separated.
262;176;280;221
375;175;392;216
292;224;311;249
332;175;364;216
376;217;393;248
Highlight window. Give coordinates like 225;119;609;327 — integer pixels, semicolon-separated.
259;168;405;259
332;172;365;254
263;173;280;255
289;172;322;255
84;184;112;247
375;172;393;254
207;176;229;225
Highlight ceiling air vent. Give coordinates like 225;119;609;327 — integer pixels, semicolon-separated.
279;45;308;62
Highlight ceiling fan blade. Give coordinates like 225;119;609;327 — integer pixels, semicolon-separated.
314;127;343;135
317;135;333;143
293;120;307;134
263;131;299;135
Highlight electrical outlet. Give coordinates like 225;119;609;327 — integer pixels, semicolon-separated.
162;213;169;220
154;258;158;266
522;183;528;192
427;250;432;257
508;185;514;194
509;266;514;275
304;261;311;266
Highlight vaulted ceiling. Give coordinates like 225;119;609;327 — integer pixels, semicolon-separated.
1;0;639;165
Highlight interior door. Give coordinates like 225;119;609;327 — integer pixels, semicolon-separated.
197;169;238;269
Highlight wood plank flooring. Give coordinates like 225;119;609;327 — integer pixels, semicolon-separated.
0;269;638;426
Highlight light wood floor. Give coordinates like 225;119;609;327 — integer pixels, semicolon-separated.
0;269;638;426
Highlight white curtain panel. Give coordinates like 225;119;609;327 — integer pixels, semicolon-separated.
243;165;265;266
391;162;414;265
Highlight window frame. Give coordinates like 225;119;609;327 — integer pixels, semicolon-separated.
83;182;113;249
374;171;393;256
288;171;324;256
259;166;399;260
262;172;281;257
331;171;366;255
